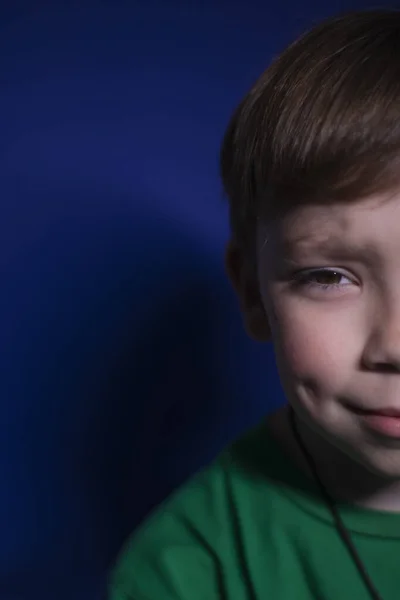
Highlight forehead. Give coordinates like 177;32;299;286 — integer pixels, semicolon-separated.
260;192;400;255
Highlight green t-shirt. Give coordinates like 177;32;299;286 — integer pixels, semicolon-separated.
110;422;400;599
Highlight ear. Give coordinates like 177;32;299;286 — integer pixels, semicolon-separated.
224;239;271;342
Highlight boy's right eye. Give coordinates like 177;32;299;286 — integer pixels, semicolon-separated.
292;267;355;293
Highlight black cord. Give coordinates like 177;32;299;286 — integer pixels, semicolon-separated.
288;407;383;600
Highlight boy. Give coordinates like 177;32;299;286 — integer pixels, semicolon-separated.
110;9;400;599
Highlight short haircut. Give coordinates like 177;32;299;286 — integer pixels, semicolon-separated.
220;9;400;249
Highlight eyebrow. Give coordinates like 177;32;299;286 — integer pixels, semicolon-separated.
282;236;382;263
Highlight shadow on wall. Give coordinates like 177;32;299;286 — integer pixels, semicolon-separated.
79;194;283;568
89;273;229;556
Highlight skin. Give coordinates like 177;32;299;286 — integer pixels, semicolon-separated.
226;190;400;511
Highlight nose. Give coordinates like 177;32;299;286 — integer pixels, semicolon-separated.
362;307;400;373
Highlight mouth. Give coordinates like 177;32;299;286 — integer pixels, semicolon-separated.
346;403;400;438
350;406;400;418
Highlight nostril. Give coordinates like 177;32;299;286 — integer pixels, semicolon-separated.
361;357;400;374
374;363;400;374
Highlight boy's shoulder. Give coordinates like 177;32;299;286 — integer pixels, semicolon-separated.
134;415;285;538
110;413;304;600
159;413;291;520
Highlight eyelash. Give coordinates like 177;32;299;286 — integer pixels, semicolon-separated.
293;268;355;292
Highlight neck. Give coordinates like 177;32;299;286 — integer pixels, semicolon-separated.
269;406;400;512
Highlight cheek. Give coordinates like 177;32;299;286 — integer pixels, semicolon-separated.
266;297;362;395
279;316;340;375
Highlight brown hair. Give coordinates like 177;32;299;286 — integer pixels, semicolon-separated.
220;9;400;250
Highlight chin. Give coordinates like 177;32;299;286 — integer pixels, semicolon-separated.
354;448;400;481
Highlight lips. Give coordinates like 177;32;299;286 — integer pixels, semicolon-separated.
347;404;400;418
347;404;400;438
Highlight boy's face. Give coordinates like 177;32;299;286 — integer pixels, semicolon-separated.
227;189;400;478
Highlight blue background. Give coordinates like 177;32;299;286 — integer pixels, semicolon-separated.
0;1;384;598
